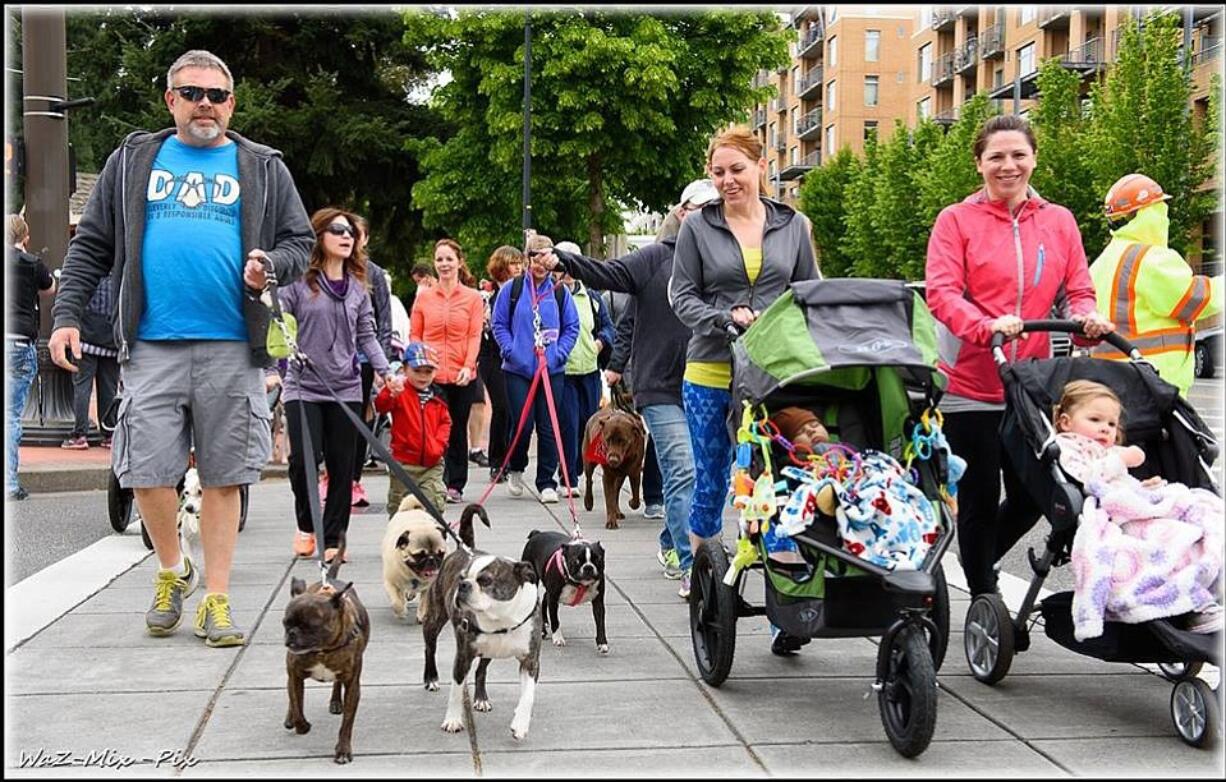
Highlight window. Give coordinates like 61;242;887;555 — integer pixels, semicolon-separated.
793;66;802;95
1020;6;1035;25
769;122;776;149
828;7;838;23
864;120;879;142
866;30;881;62
825;124;836;154
920;6;931;28
1018;42;1035;76
864;75;879;107
918;97;932;120
827;80;836;110
994;67;1004;88
790;146;799;165
769;160;776;180
828;36;838;67
919;43;932;83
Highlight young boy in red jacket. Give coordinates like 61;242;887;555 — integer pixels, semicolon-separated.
375;341;452;516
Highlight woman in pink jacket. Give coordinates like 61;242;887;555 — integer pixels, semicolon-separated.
925;114;1114;596
410;238;484;503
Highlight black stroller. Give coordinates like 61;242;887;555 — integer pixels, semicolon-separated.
962;320;1222;748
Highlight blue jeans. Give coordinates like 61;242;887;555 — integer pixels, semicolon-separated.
682;380;733;540
505;371;565;491
7;339;38;494
559;371;602;488
641;403;695;571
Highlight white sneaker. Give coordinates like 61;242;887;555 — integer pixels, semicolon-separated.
507;471;525;497
539;488;559;504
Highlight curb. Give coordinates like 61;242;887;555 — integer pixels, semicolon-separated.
19;463;294;494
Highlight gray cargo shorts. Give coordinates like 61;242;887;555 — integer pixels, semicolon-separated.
113;340;271;489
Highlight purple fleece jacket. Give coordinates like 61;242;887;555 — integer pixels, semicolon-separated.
278;272;390;403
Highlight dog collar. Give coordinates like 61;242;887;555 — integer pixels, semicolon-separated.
546;549;595;607
462;608;535;636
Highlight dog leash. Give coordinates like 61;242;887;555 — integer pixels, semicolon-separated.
473;273;584;541
260;262;474;561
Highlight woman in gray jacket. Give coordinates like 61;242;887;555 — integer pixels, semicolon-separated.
668;127;818;647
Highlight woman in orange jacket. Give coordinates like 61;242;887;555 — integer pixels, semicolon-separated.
410;239;484;503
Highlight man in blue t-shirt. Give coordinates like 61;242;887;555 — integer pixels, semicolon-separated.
50;50;313;648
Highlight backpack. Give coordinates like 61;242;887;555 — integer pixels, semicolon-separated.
507;276;611;367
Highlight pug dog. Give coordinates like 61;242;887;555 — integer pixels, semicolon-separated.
381;495;448;623
282;536;370;764
421;504;543;741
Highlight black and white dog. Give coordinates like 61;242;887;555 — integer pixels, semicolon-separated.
421;505;543;740
521;530;608;654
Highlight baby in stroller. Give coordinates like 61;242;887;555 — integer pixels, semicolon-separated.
1053;380;1224;638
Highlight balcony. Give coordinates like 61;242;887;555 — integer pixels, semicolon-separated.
981;22;1004;59
775;137;787;153
932;7;956;31
933;107;958;126
780;150;820;180
954;36;978;73
932;50;956;87
797;66;823;100
753;108;767;128
792;6;819;22
770;96;785;114
1060;37;1107;74
1192;37;1223;67
796;108;823;140
798;22;824;58
1038;6;1070;29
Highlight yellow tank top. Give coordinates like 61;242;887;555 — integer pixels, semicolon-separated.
683;247;762;389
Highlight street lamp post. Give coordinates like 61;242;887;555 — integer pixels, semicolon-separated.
20;7;77;444
522;16;532;239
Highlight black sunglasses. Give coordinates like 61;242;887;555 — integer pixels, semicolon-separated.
324;224;355;238
174;85;232;104
528;248;552;258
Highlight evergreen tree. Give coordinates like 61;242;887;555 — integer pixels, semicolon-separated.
796;146;860;277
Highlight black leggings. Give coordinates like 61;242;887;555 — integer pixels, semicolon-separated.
942;409;1042;596
479;335;510;470
351;362;376;483
285;399;362;549
437;383;473;493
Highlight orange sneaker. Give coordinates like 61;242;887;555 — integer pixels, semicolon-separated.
293;532;316;558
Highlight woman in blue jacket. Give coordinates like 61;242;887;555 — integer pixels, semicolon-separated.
490;232;580;504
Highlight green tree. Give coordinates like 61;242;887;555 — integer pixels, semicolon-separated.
10;9;443;288
842;132;880;278
1083;11;1219;257
916;92;994;227
796;145;860;277
869;119;938;280
406;9;791;264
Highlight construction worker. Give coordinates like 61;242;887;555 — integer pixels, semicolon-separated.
1089;173;1222;396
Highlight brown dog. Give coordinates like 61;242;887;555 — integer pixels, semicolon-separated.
283;538;370;764
581;406;646;529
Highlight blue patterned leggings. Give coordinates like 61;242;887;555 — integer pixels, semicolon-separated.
682;380;733;539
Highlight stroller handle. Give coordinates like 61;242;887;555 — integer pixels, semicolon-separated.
990;319;1142;368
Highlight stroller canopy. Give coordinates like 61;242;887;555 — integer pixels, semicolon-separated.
732;278;945;406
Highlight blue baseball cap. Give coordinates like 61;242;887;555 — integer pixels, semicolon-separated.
403;342;439;369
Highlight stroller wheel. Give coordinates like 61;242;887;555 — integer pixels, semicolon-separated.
107;471;134;534
1158;661;1204;683
139;517;154;551
1172;678;1220;748
238;485;249;532
878;624;938;758
689;539;738;686
963;593;1014;685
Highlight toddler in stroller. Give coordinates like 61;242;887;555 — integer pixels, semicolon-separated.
963;320;1222;749
1050;380;1224;638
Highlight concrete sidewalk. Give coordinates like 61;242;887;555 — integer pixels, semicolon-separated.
5;465;1224;778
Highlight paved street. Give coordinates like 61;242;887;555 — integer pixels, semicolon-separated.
6;447;1224;777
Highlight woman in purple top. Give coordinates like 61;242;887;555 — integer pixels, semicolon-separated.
279;207;396;562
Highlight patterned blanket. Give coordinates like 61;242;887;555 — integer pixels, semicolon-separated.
1071;475;1223;641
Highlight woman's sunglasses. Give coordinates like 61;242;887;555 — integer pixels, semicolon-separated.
173;85;232;104
324;224;355;238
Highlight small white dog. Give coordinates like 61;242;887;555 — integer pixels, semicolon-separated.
178;467;203;564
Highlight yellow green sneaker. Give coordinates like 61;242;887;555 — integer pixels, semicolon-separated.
145;558;199;636
193;593;246;647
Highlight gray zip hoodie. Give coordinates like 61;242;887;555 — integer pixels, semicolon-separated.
668;196;820;365
51;128;314;366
